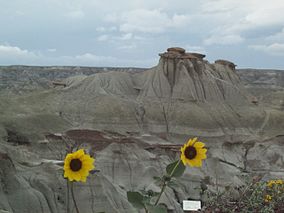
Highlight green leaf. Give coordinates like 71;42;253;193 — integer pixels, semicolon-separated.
146;204;167;213
153;176;163;185
166;160;186;177
153;176;162;181
151;191;160;197
139;189;148;195
127;191;145;209
167;180;179;189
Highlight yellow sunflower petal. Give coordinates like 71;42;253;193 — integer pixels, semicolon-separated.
194;142;205;148
191;159;202;167
197;149;207;156
187;160;195;167
187;138;194;146
198;153;207;160
192;137;198;144
195;161;202;167
81;176;87;183
64;153;76;171
64;170;71;178
82;155;95;164
64;164;69;170
64;154;73;163
73;149;85;158
73;172;82;181
199;148;207;154
193;156;202;162
181;155;188;165
85;165;95;172
82;154;94;162
77;171;89;179
82;163;94;169
66;172;75;181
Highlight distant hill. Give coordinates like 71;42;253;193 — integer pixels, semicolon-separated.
0;49;283;213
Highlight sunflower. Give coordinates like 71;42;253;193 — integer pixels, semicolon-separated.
64;149;95;182
180;137;207;167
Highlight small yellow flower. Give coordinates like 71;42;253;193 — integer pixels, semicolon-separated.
267;180;276;188
267;179;284;188
264;194;272;202
64;149;95;182
180;138;207;167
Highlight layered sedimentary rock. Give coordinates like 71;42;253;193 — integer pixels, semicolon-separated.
238;69;284;110
138;48;242;103
0;47;283;212
215;59;236;70
35;46;280;138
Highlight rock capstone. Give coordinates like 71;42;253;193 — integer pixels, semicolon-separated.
215;59;236;70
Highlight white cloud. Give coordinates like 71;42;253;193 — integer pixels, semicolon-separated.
204;34;244;45
119;33;133;40
96;27;106;32
117;44;137;50
96;26;117;32
185;45;206;54
57;53;154;67
106;9;191;33
201;0;284;27
15;10;25;16
97;33;144;44
266;28;284;42
64;10;85;19
249;43;284;55
0;44;40;65
0;44;141;66
113;33;145;41
0;44;38;58
0;44;117;66
97;34;109;41
1;0;284;68
74;53;116;63
201;0;284;45
243;1;284;27
104;13;119;23
171;14;191;28
47;48;57;52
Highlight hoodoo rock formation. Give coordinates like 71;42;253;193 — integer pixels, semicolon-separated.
189;52;206;59
4;47;278;138
0;47;283;212
215;59;236;70
141;47;242;103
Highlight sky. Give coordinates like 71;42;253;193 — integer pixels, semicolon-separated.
0;0;284;69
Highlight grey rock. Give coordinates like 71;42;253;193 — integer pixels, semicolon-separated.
0;48;283;212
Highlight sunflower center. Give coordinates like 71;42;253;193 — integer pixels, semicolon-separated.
184;146;197;160
70;159;82;171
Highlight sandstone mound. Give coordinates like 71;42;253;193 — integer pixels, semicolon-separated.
23;47;280;138
138;48;245;103
215;59;236;70
0;47;284;213
167;47;186;54
189;52;206;59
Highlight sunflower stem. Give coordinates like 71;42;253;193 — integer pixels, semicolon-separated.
169;160;181;177
67;180;70;213
154;182;167;206
154;160;181;206
144;205;149;213
70;181;80;213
